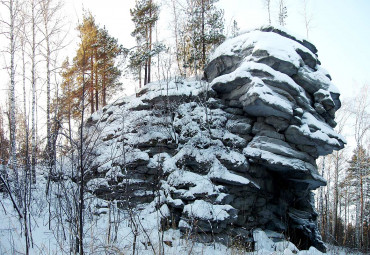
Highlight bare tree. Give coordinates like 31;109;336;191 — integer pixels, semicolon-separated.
28;0;41;184
0;0;21;189
330;100;351;242
351;84;370;249
278;0;287;26
302;0;313;39
263;0;272;25
39;0;66;193
169;0;184;76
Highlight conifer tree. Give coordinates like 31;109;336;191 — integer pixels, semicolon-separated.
76;14;98;114
96;26;122;106
60;13;122;118
130;0;159;87
346;146;370;249
178;0;225;75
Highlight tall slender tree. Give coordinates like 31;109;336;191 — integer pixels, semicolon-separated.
59;13;122;119
263;0;272;25
302;0;313;39
39;0;65;175
96;26;122;106
130;0;159;86
178;0;225;75
0;0;20;187
278;0;288;26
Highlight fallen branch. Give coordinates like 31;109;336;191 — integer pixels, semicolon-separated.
0;174;23;219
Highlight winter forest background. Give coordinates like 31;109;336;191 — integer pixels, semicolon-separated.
0;0;369;254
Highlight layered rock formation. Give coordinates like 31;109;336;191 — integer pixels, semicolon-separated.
84;26;345;252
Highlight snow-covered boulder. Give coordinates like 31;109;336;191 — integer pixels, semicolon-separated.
84;26;345;253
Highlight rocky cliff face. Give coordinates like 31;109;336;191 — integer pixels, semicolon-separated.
84;26;345;252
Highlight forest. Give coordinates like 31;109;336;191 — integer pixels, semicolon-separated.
0;0;369;254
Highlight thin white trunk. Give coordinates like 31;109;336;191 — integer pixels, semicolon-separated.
31;0;37;184
9;0;18;185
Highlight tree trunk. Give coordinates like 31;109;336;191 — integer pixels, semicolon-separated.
171;0;183;75
144;61;148;86
333;152;339;242
139;66;142;89
201;0;206;68
79;42;87;255
95;49;99;111
90;54;94;114
31;1;37;184
148;0;152;84
8;0;18;187
103;72;106;106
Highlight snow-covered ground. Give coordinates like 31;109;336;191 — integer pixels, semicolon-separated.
0;168;363;255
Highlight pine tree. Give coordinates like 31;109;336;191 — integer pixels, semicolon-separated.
76;13;99;114
59;13;122;119
130;0;159;87
178;0;225;75
96;26;122;106
344;146;370;250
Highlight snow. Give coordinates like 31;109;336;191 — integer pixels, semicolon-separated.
86;177;109;189
166;169;224;199
183;200;234;221
137;78;206;100
244;146;313;173
208;160;257;187
209;29;316;71
0;175;362;254
253;229;275;252
317;66;340;94
302;112;346;144
240;78;294;115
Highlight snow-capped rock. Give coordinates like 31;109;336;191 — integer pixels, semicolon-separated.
84;26;345;253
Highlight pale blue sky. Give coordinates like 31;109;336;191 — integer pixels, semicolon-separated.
218;0;370;99
67;0;370;100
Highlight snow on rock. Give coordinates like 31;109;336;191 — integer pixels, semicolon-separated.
183;200;236;221
82;26;346;254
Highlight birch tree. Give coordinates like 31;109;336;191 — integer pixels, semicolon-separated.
263;0;272;25
302;0;313;39
28;0;41;183
352;84;370;249
0;0;21;191
39;0;65;189
278;0;287;26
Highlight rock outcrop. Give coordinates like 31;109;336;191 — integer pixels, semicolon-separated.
84;26;345;252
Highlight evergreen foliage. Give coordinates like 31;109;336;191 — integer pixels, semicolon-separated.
345;146;370;249
178;0;225;75
60;13;123;119
129;0;161;87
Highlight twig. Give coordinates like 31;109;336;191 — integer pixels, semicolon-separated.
0;174;23;219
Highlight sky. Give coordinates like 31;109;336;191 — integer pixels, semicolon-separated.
0;0;368;151
63;0;370;101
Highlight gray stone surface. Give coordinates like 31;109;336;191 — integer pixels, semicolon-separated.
84;26;345;253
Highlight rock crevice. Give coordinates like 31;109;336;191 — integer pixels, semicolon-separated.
85;26;345;252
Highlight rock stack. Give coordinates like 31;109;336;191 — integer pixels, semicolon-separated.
84;26;345;252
